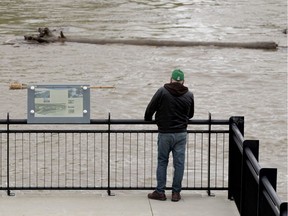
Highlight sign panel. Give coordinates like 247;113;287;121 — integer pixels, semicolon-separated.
27;85;90;123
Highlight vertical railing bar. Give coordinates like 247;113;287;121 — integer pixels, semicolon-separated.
6;113;11;195
136;133;139;188
14;133;16;187
186;133;189;187
151;133;153;187
36;133;38;187
21;133;23;187
1;133;3;187
100;133;103;188
93;133;96;187
99;132;101;188
44;133;46;187
31;133;33;188
107;113;111;195
222;133;225;187
207;113;211;195
115;133;118;187
58;133;60;187
51;133;53;187
201;132;203;188
194;133;196;187
122;133;125;187
215;133;218;187
100;132;103;188
22;133;24;187
98;132;100;188
144;133;146;188
29;132;32;188
86;133;89;187
79;133;82;187
116;134;119;186
129;133;132;187
65;133;67;187
1;132;3;187
22;133;25;187
72;133;75;188
0;132;2;187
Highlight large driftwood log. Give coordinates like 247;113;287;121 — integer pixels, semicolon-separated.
66;37;278;49
24;27;278;50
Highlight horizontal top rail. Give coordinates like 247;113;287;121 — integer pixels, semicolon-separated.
262;176;282;210
245;147;261;175
0;118;230;125
231;123;244;143
231;123;245;155
0;129;229;134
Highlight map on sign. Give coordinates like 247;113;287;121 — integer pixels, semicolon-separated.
34;87;83;117
27;85;90;123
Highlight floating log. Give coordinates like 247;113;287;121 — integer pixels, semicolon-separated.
9;82;114;90
65;38;278;50
23;28;278;50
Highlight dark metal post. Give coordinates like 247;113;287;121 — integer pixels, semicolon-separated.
6;113;10;195
280;203;288;216
207;113;213;196
6;113;14;196
240;140;259;216
228;116;244;201
107;113;111;196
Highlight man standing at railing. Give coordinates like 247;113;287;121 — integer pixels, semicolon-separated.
144;69;194;202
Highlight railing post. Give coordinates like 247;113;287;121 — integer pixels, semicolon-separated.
6;113;10;196
207;112;214;196
107;113;112;196
6;113;14;196
240;140;259;216
280;203;288;216
228;116;244;201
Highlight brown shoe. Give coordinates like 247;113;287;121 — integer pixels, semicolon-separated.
148;191;167;201
171;192;181;202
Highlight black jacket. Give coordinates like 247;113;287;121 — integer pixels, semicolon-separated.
144;82;194;133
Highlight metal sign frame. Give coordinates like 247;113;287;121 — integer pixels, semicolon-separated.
27;84;90;124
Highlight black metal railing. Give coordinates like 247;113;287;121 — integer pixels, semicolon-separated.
228;116;287;216
0;113;229;196
0;114;287;216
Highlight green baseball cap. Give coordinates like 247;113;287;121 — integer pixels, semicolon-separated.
171;69;184;81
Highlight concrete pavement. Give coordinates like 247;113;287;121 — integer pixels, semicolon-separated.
0;190;239;216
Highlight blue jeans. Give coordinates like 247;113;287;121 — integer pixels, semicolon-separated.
156;132;187;193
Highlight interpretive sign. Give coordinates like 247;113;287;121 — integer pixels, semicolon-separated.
27;85;90;123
